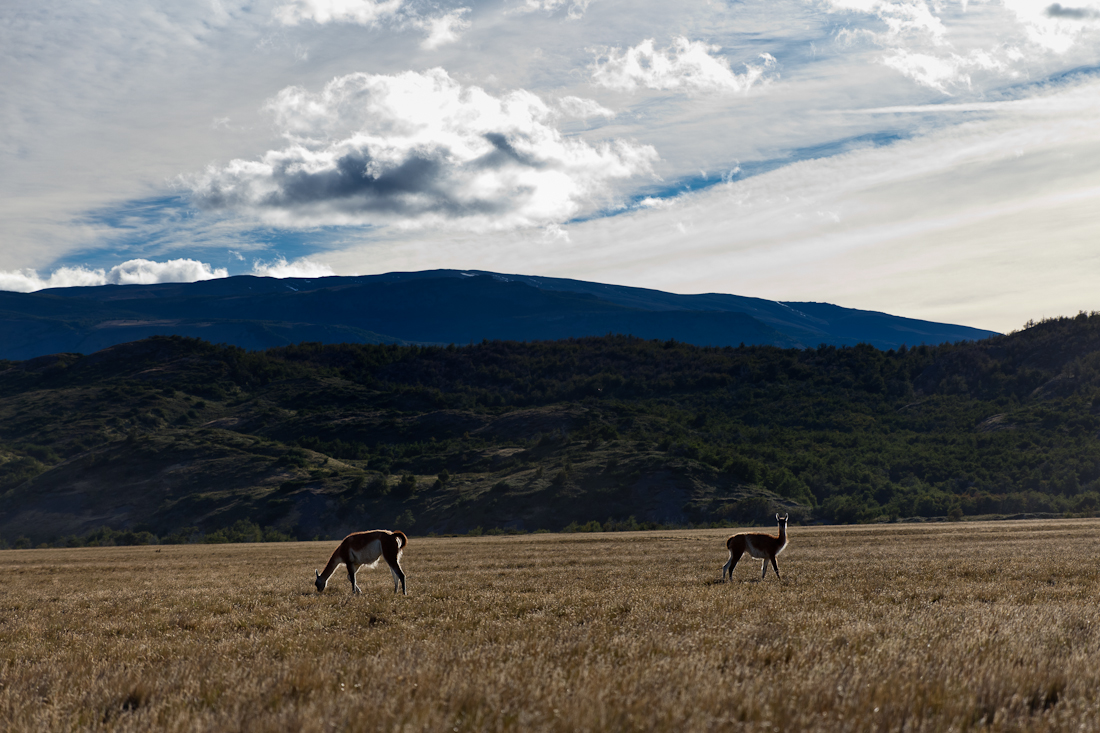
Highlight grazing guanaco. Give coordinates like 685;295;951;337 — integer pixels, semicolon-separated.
315;530;408;595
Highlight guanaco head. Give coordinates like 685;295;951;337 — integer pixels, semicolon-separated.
776;513;789;528
315;570;327;593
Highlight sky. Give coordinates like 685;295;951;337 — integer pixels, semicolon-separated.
3;0;1100;333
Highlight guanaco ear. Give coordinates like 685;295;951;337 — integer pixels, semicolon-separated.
315;570;320;578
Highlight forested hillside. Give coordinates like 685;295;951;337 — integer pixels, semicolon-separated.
2;313;1098;546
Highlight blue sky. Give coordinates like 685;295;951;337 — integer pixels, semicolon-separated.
3;0;1100;332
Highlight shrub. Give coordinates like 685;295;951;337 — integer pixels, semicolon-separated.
562;520;603;533
395;474;418;498
723;455;762;484
368;475;390;495
162;527;200;545
276;449;311;468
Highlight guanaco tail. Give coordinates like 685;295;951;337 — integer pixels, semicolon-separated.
315;529;408;595
722;513;789;581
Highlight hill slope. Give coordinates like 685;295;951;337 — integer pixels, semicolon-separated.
0;270;996;360
0;313;1096;545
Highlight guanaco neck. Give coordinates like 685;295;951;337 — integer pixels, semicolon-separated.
318;547;344;581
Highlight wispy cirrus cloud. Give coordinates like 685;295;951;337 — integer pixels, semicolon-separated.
189;68;657;231
591;37;778;93
0;258;227;293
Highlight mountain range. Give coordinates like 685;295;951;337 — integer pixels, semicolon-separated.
0;270;997;360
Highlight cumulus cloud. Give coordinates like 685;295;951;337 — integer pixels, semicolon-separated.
108;258;229;285
273;0;404;26
591;37;778;93
0;267;104;293
189;68;657;230
0;259;228;293
251;256;337;278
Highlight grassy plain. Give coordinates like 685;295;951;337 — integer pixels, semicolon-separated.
2;520;1100;732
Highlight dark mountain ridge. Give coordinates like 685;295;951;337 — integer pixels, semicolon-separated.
0;270;996;360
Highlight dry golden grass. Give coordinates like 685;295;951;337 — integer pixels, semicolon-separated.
3;520;1100;732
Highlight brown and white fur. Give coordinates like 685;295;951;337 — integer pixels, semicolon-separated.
722;513;789;581
315;530;408;595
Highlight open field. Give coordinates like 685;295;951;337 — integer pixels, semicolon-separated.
2;520;1100;732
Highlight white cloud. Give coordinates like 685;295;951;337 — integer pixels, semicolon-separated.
108;258;229;285
881;47;1009;93
251;256;337;278
826;0;947;40
518;0;594;20
556;95;616;119
1004;0;1100;51
190;68;657;231
634;196;676;209
273;0;405;26
591;37;778;93
273;0;471;49
0;259;227;293
416;8;471;49
824;0;1100;92
0;267;105;293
